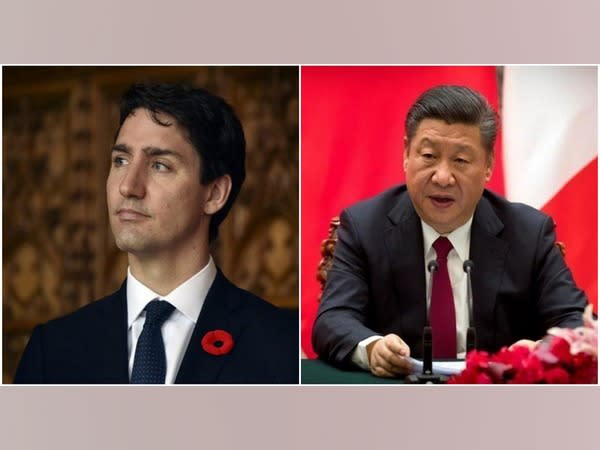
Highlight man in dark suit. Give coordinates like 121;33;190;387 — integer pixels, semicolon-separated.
312;85;587;378
15;83;298;384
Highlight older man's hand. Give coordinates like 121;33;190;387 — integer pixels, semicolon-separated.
509;339;540;350
366;334;412;378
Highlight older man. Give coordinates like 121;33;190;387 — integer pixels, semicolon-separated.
312;85;587;377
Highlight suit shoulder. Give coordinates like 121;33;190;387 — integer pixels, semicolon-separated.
226;283;297;329
344;184;407;216
37;289;123;336
482;190;551;229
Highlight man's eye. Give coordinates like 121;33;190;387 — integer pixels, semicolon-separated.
152;162;170;172
455;158;469;164
422;153;435;160
113;156;127;166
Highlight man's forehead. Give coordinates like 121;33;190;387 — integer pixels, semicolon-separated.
411;119;483;149
115;108;199;159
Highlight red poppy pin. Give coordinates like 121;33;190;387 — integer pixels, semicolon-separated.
201;330;234;356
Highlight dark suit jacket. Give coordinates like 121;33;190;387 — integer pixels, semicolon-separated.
312;185;587;366
14;270;299;384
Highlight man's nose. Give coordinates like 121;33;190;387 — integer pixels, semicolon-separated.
431;161;455;187
119;163;146;198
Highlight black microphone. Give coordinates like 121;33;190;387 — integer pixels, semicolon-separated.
406;259;447;384
463;260;477;354
426;260;439;326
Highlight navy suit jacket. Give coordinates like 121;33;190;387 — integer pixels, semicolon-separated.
312;185;588;366
14;270;298;384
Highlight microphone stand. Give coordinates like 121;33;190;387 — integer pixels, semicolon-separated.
406;260;448;384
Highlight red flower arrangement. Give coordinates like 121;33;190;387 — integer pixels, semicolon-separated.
449;305;597;384
201;330;234;356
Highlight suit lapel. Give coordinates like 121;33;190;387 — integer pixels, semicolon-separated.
384;192;427;338
470;195;508;348
92;282;130;383
175;271;241;384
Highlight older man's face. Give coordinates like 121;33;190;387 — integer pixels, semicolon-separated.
404;118;493;234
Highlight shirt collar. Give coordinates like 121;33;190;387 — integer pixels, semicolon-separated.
421;216;473;262
126;256;217;327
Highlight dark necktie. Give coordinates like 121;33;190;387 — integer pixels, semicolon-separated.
430;237;457;359
131;300;175;384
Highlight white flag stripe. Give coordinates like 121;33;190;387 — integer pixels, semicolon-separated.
502;66;597;208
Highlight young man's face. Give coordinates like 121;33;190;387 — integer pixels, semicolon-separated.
107;108;211;258
404;118;493;234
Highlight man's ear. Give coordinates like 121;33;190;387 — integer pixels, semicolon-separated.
203;175;232;216
485;152;495;182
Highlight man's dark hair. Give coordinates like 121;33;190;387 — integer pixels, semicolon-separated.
405;85;498;154
117;82;246;242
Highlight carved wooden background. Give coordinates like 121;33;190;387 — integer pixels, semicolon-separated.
2;66;299;382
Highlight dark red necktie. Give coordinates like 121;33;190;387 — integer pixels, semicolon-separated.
430;237;457;358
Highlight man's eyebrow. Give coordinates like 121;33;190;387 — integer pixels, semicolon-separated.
112;143;130;153
416;137;438;149
142;146;184;161
111;144;184;161
454;144;476;153
416;138;476;153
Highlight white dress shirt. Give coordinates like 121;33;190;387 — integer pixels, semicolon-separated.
351;217;473;369
127;257;217;384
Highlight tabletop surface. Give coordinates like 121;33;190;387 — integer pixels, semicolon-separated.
301;358;405;384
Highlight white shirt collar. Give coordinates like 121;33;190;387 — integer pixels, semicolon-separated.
421;216;473;261
126;256;217;328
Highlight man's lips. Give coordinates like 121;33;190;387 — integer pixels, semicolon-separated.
428;194;456;208
116;208;151;220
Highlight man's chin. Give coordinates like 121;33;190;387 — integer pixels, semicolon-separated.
422;213;460;234
114;235;152;254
